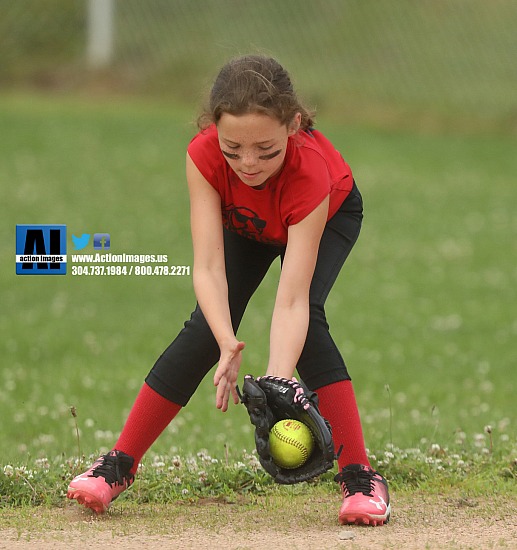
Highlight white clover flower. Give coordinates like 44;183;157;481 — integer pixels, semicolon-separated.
34;458;50;470
474;434;486;447
38;434;55;445
3;465;14;477
498;418;510;431
173;477;182;484
94;430;109;440
245;455;261;469
186;457;198;469
181;488;189;495
410;409;421;420
406;448;423;456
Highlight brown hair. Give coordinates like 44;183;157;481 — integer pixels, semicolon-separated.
197;55;315;131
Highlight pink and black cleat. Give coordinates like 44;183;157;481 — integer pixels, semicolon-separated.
335;463;391;526
67;450;134;514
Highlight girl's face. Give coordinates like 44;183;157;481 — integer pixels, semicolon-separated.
217;112;300;188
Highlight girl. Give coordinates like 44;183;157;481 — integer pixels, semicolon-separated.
67;55;390;526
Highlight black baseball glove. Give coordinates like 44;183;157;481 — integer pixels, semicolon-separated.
239;374;335;484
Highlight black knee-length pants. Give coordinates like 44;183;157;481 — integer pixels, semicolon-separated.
146;183;363;406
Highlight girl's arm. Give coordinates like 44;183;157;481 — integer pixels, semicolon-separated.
266;195;329;378
186;153;245;411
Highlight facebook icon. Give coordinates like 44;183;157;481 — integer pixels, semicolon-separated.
93;233;110;250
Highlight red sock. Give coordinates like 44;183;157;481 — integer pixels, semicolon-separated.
114;383;181;474
316;380;370;470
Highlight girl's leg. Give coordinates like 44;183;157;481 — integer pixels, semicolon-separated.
68;230;283;513
295;183;366;466
316;380;369;468
116;230;282;467
113;383;182;474
294;184;390;525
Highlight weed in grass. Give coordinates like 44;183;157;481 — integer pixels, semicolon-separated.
69;406;82;471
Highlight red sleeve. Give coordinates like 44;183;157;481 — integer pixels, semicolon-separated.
280;149;332;226
186;125;223;191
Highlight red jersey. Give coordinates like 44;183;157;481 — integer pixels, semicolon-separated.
187;124;353;245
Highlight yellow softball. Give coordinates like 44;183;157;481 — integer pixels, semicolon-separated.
269;419;315;469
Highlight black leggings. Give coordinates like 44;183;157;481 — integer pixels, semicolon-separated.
146;183;363;406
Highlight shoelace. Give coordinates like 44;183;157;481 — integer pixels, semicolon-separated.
335;467;375;497
90;453;133;487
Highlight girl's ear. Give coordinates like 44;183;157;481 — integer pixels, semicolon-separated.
288;112;302;136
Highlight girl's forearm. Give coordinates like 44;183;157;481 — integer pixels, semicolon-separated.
266;301;309;379
193;268;236;347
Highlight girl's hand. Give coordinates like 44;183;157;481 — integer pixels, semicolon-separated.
214;339;246;412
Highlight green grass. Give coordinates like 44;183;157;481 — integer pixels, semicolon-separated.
1;93;516;504
1;445;515;508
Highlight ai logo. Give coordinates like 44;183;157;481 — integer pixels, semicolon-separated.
15;224;67;275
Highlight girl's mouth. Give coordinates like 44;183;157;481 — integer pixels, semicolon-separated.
241;171;260;180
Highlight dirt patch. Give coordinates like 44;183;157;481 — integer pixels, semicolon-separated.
1;493;515;550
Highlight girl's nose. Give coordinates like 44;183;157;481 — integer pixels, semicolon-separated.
241;150;257;167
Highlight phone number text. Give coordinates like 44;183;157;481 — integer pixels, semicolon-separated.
71;265;191;276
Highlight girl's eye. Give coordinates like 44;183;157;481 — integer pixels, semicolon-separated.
258;145;273;151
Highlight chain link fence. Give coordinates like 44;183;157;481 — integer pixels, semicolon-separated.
1;0;516;131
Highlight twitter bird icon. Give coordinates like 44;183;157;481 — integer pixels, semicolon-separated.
72;234;91;250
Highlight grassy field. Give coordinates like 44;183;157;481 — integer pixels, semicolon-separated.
1;93;516;503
